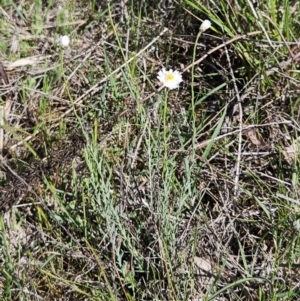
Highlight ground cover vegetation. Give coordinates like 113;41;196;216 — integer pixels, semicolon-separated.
0;0;300;300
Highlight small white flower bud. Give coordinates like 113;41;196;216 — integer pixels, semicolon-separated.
200;20;211;32
59;35;70;48
293;220;300;231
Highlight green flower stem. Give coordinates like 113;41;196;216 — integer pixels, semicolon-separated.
163;90;169;174
191;30;203;154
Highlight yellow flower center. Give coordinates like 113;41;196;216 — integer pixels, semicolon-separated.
165;73;175;82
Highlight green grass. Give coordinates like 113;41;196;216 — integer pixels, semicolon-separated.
0;0;300;300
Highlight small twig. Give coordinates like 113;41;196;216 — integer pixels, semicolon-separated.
276;193;300;205
125;27;130;60
0;63;11;154
233;152;271;156
0;106;4;154
224;43;243;212
255;173;291;186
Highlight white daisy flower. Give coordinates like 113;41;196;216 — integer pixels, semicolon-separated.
200;20;211;32
157;68;183;90
59;35;70;48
